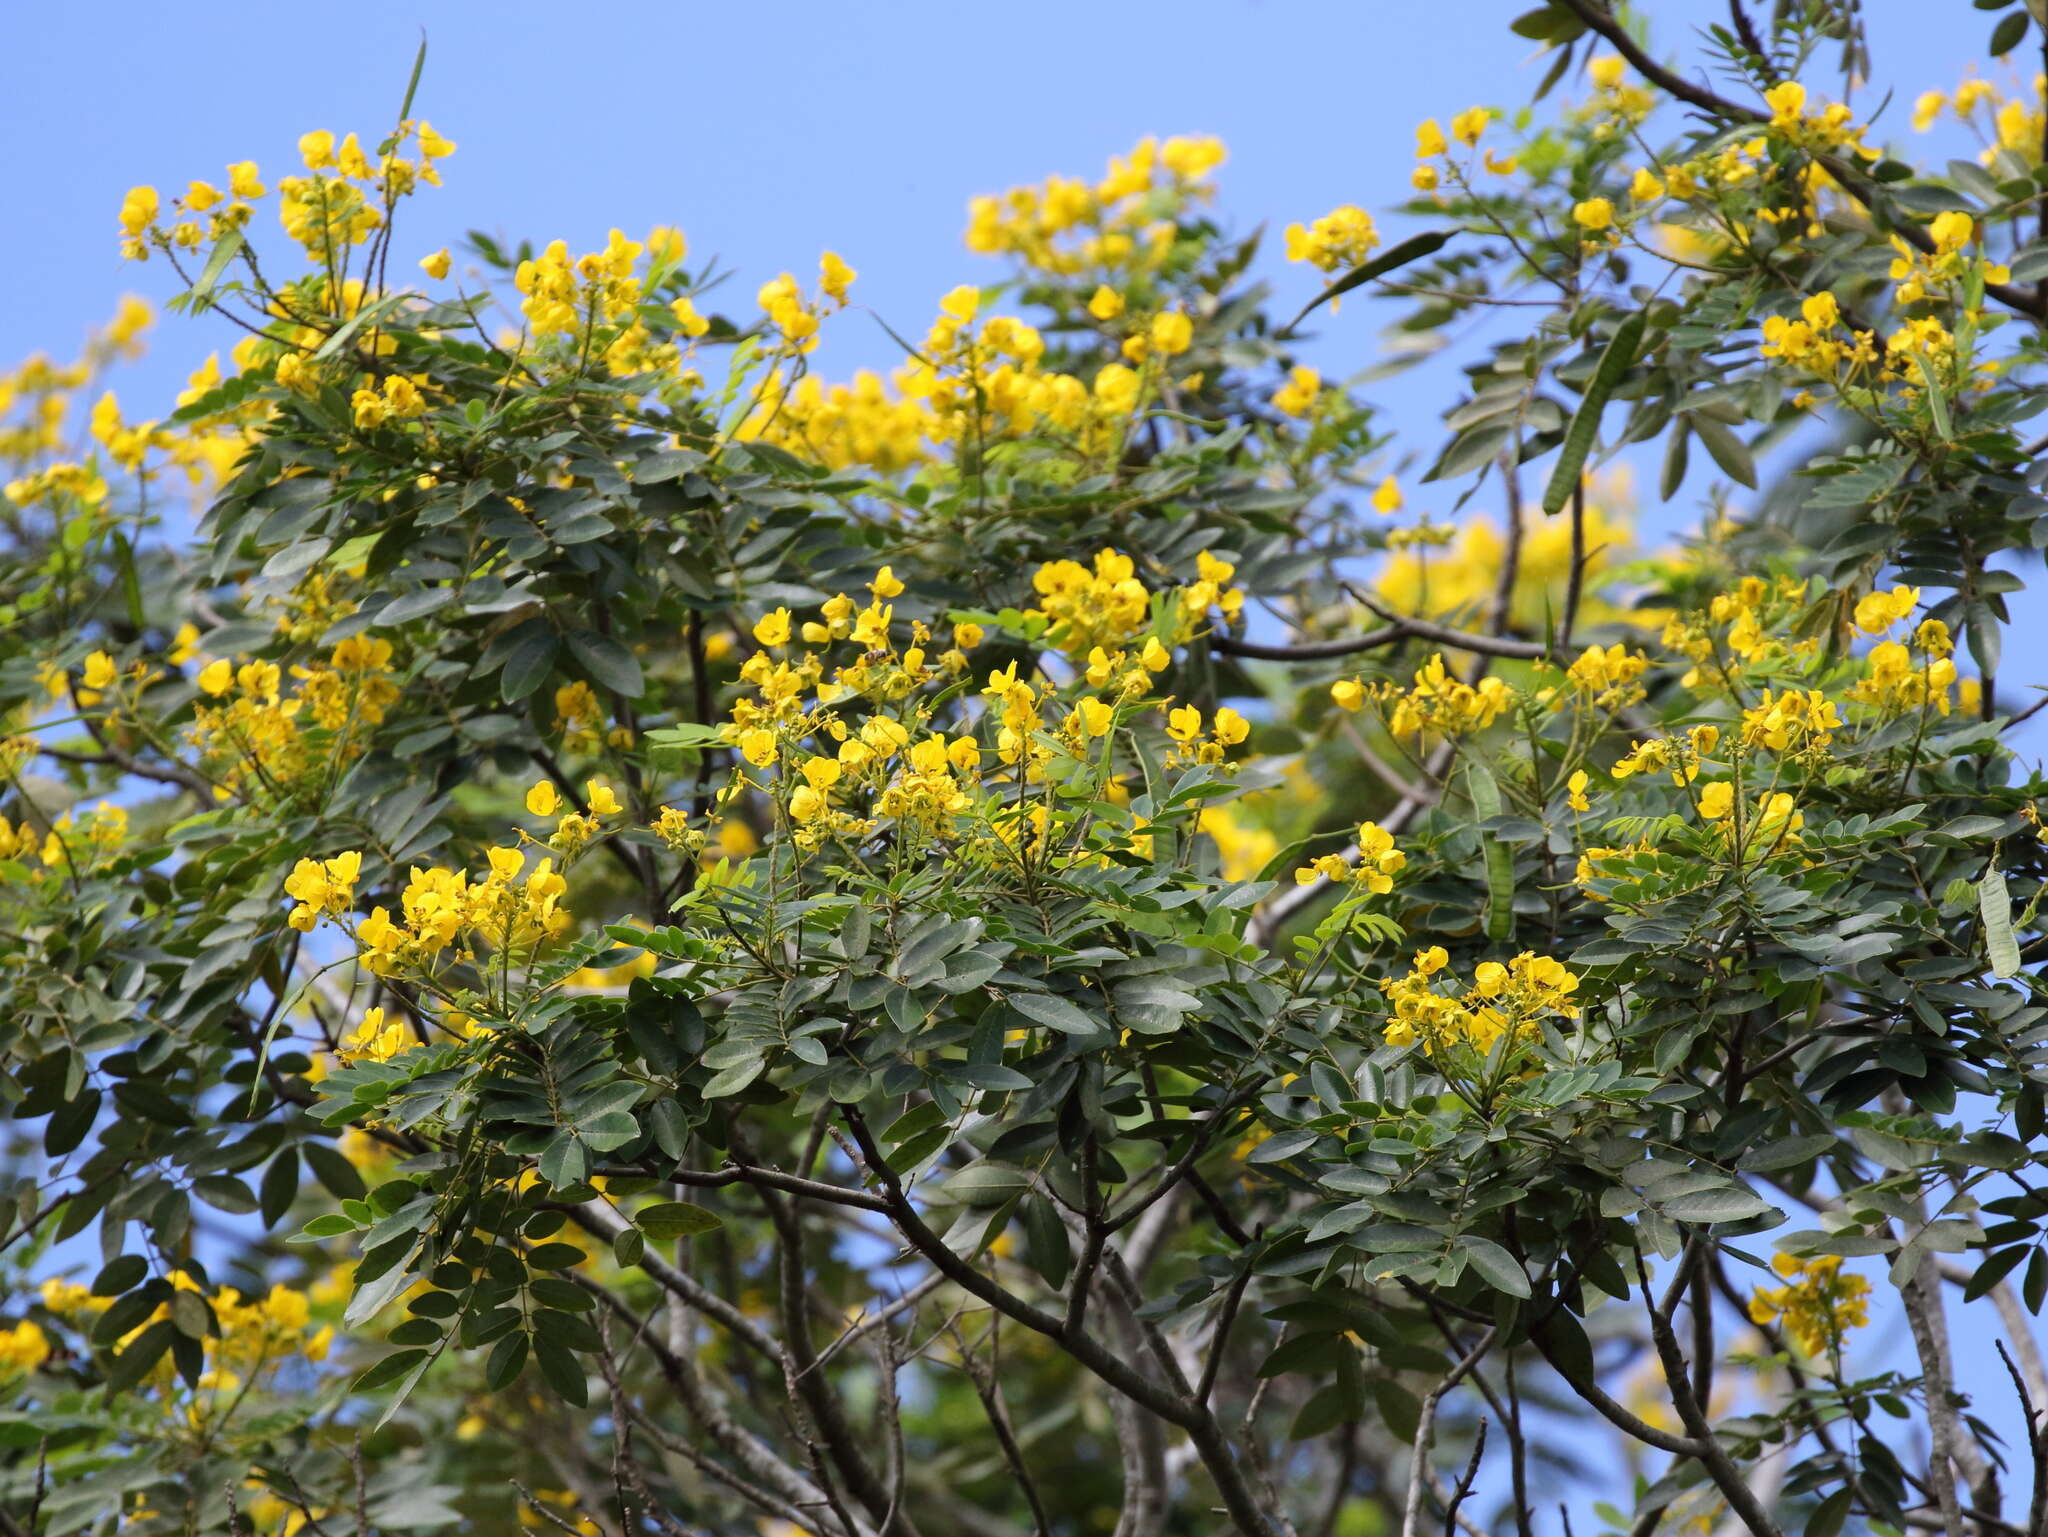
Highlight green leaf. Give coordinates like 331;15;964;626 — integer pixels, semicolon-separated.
499;624;559;702
1689;414;1757;489
303;1139;368;1201
184;227;247;317
566;630;644;698
1661;1186;1773;1224
191;1174;259;1215
1279;230;1455;335
1991;9;2031;53
260;1148;300;1228
1542;311;1648;514
1981;860;2022;978
486;1331;528;1391
635;1201;723;1241
1457;1235;1531;1298
312;292;410;363
1963;1244;2030;1301
1807;1488;1854;1537
532;1336;588;1407
91;1255;147;1297
105;1318;176;1392
1467;761;1514;942
353;1347;430;1393
393;32;429;125
1009;991;1099;1035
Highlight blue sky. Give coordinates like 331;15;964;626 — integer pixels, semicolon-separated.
7;0;2045;1517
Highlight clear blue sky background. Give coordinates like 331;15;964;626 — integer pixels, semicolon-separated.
6;0;2044;1519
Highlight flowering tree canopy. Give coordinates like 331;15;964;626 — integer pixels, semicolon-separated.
7;5;2048;1536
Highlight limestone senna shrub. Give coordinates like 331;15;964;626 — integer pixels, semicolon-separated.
5;7;2048;1536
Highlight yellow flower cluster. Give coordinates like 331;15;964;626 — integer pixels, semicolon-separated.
1271;365;1321;418
188;642;400;804
1164;702;1252;768
740;370;932;474
38;1272;331;1413
1848;619;1962;717
1913;71;2046;170
1748;1252;1870;1358
1376;494;1637;631
30;801;132;875
119;120;451;265
1758;291;1875;380
1739;688;1842;755
1761;81;1872;157
1663;574;1815;681
1381;946;1580;1057
1294;820;1405;894
1563;642;1650;711
1695;785;1807;853
0;1319;49;1375
1;299;253;510
1611;725;1720;786
1199;803;1281;882
1365;653;1516;739
351;839;577;981
747;285;1157;470
1410;106;1515;191
341;1005;413;1063
964;134;1225;278
1583;55;1655;130
1283;205;1380;274
350;371;431;430
284;849;362;933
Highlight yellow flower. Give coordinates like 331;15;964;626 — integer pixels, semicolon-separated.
1566;770;1590;812
1149;311;1194;356
421;247;452;280
871;566;905;599
1450;107;1492;146
1764;80;1808;129
1852;584;1919;635
118;185;159;236
1331;678;1366;712
586;780;622;816
1697;781;1734;820
820;250;857;305
1416;118;1448;158
1372;476;1403;515
526;781;560;818
227;162;266;199
1572;197;1616;232
1271;365;1320;417
670;296;710;338
298;130;336;170
1629;167;1664;202
197;658;234;696
1284;205;1380;272
82;651;119;691
1748;1253;1870;1357
1088;285;1126;321
0;1319;50;1375
753;608;792;646
1213;707;1250;747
